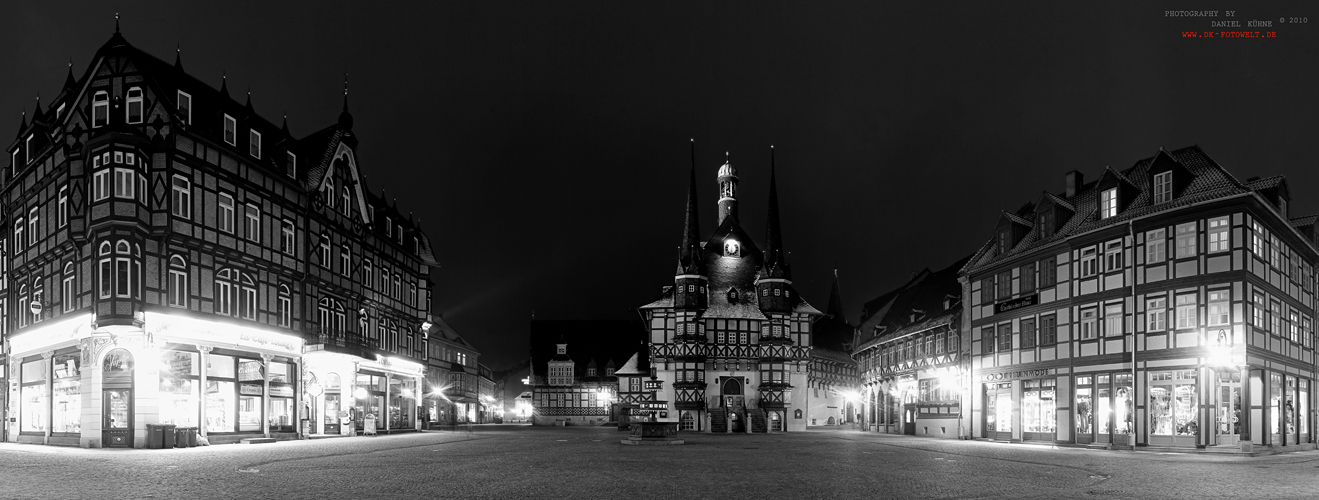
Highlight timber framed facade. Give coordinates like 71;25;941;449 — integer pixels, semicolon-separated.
2;30;438;447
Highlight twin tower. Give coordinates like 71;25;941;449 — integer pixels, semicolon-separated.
672;144;798;316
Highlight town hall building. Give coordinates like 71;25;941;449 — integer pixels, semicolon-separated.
639;146;823;433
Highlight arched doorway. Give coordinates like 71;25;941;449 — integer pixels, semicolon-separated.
770;411;782;432
680;411;695;431
722;378;745;432
102;349;134;447
902;389;917;435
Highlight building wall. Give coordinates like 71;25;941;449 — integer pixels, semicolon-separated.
968;201;1317;449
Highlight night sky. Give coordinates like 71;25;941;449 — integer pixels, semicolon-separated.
3;2;1315;370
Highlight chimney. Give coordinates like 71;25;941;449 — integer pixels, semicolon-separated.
1064;170;1084;198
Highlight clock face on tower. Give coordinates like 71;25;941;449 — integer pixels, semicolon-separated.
724;240;739;257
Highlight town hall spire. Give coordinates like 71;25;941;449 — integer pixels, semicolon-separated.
677;138;704;276
717;151;738;224
762;145;790;280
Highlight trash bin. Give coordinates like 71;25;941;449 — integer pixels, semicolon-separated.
147;424;165;449
160;424;177;449
181;427;198;447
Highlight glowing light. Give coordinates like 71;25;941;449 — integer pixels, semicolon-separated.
354;387;368;400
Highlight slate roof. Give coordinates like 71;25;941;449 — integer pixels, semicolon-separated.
811;347;856;364
965;146;1262;274
854;255;970;352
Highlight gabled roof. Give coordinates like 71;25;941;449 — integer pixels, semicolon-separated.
966;146;1263;273
426;316;479;355
855;254;970;350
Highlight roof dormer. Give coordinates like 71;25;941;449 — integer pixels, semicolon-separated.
1247;176;1290;218
1094;166;1139;219
1034;191;1075;239
1146;149;1192;205
994;210;1033;256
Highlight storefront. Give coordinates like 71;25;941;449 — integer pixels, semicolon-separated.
977;369;1060;443
6;311;303;448
1075;372;1134;446
303;352;424;435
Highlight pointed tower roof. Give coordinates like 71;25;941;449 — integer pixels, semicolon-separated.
826;269;846;321
63;60;77;92
677;139;704;275
15;110;26;138
762;145;790;279
218;73;230;100
338;73;353;130
173;45;183;70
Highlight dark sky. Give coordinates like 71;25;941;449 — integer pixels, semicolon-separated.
3;2;1316;370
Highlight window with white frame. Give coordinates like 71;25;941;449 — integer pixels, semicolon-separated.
1101;188;1117;218
29;278;43;324
177;91;191;125
244;204;260;241
1080;308;1098;340
114;167;134;199
93;157;110;201
17;284;27;328
1288;310;1299;343
1104;239;1122;272
1207;216;1229;253
1270;300;1282;337
286;151;296;178
1269;235;1280;268
340;245;351;276
1175;222;1196;258
92;91;109;128
1153;171;1172;204
1207;290;1229;327
218;193;234;233
277;285;291;328
1104;303;1123;337
324;178;335;209
1146;228;1166;263
319;235;330;266
62;263;75;313
223;115;236;145
1079;247;1098;278
126;87;143;124
168;255;188;307
393;274;401;300
1252;220;1266;256
97;242;111;298
1253;292;1267;329
1175;293;1197;329
105;240;141;299
280;219;295;254
249;130;261;158
1146;296;1167;332
171;175;190;219
58;187;68;227
363;260;373;289
28;207;38;246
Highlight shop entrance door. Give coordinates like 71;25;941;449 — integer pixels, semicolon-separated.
1216;372;1241;446
103;389;132;447
1075;376;1094;444
1095;375;1112;444
985;383;1012;440
902;405;916;435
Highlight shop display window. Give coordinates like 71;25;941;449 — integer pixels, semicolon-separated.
206;380;236;433
21;359;46;433
1114;373;1133;435
1022;379;1057;434
160;351;201;426
51;352;81;434
238;393;263;432
1149;370;1197;436
269;397;294;431
208;355;236;378
1075;376;1093;436
1270;372;1282;437
1301;379;1311;440
269;362;291;383
1286;377;1298;439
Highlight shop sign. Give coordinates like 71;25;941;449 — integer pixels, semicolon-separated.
7;314;93;354
145;312;302;355
270;385;294;397
240;383;264;396
638;402;668;410
982;368;1052;383
643;381;663;391
994;294;1039;315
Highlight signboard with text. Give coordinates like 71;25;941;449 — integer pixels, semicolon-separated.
994;294;1039;315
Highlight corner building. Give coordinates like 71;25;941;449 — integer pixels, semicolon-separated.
2;31;437;447
640;150;823;433
963;146;1317;451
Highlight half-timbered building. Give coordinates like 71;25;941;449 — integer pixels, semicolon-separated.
2;29;437;447
963;146;1318;452
853;256;970;438
640;148;823;433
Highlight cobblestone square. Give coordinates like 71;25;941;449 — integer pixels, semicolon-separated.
4;426;1319;499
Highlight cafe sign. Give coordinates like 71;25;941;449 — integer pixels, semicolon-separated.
994;294;1039;315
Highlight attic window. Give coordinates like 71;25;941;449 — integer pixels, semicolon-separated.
587;367;596;377
92;91;109;128
286;151;296;178
177;91;191;125
1100;188;1117;219
223;114;236;145
1038;210;1055;238
250;130;261;159
996;229;1011;255
126;87;143;124
1153;171;1172;204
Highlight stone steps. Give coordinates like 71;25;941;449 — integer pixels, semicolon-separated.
240;438;277;444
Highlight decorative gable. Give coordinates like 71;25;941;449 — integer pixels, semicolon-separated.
1094;166;1139;218
1146;149;1192;203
